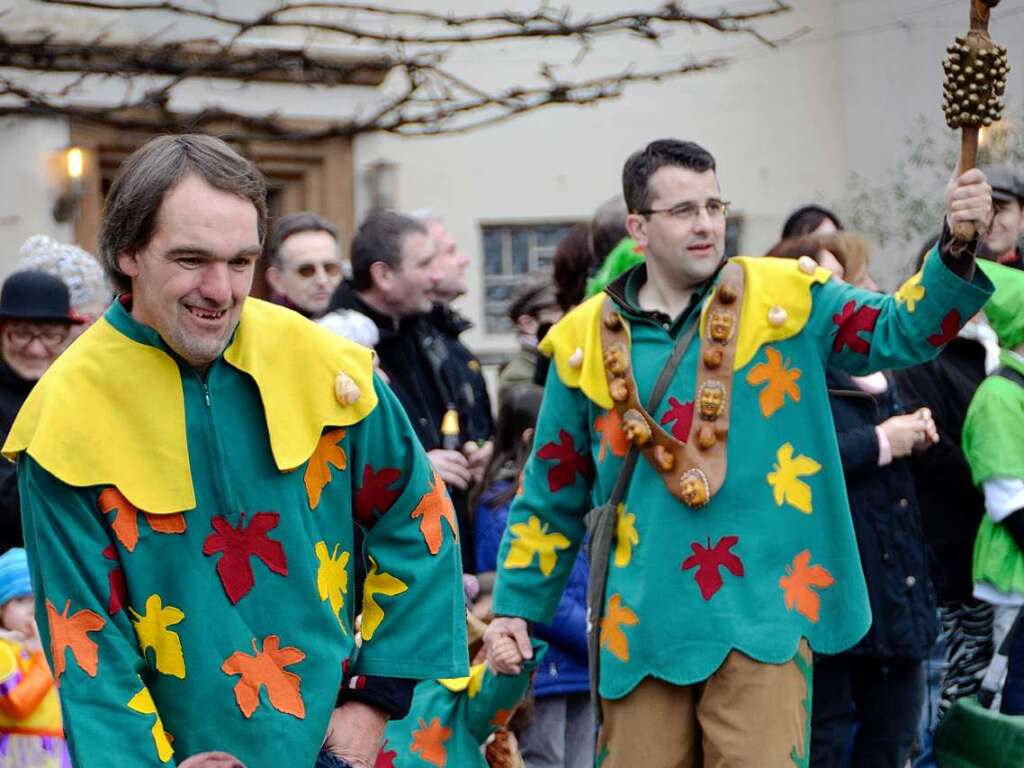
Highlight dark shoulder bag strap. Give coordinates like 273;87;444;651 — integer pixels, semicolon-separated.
996;366;1024;391
586;315;700;721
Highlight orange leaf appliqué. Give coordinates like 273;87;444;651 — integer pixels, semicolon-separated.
46;599;106;678
99;487;186;552
599;593;639;662
304;429;348;510
779;550;835;623
594;410;629;462
746;347;801;418
410;716;452;767
410;470;459;555
221;635;306;719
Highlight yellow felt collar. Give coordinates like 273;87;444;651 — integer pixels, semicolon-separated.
3;298;377;513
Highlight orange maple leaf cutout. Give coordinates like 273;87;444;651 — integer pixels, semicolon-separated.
304;429;348;510
746;346;802;418
221;635;306;719
410;716;452;767
46;599;106;678
599;593;639;662
99;488;186;552
410;470;459;555
594;410;629;462
779;550;835;623
490;709;515;728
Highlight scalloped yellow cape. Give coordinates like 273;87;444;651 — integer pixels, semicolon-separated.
2;298;377;514
538;256;831;408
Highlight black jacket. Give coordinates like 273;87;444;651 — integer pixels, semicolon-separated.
0;359;34;552
892;337;988;604
827;368;939;659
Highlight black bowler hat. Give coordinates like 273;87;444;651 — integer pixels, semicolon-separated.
0;270;85;324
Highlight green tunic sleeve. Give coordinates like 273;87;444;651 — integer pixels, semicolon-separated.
349;376;469;679
19;455;175;767
491;365;592;624
807;245;994;375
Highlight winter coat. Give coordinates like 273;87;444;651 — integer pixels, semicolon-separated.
0;358;34;552
826;368;939;659
476;480;589;698
893;336;989;604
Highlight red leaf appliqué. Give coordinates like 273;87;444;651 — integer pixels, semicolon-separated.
375;740;398;768
681;536;745;600
659;397;694;442
354;465;402;529
832;301;881;355
101;545;127;615
928;309;961;347
202;512;288;604
536;429;592;492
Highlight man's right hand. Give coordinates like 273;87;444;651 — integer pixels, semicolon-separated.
880;408;937;459
427;449;473;491
484;616;532;675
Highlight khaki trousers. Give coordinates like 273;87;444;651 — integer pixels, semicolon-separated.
597;641;812;768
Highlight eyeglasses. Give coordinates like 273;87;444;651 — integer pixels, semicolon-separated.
637;199;730;221
292;262;344;279
5;325;69;349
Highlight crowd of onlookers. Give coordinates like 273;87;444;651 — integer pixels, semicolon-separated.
0;159;1022;767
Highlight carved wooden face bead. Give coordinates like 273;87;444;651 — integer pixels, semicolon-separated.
708;310;735;343
680;468;710;508
610;378;630;403
621;409;651;445
698;380;726;421
603;342;629;376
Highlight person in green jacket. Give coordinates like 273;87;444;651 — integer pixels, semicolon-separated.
2;135;468;768
484;138;994;767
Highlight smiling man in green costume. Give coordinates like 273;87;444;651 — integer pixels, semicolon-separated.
2;135;467;768
483;139;995;767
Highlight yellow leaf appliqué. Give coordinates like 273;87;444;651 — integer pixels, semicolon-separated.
127;686;174;763
504;515;571;577
362;556;408;641
767;443;822;515
895;272;925;313
437;663;487;698
130;594;186;679
613;503;639;568
315;541;350;632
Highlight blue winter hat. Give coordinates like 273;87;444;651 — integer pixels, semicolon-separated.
0;548;32;606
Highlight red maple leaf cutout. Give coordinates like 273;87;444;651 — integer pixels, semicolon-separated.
354;465;403;529
101;545;127;615
375;740;398;768
660;397;695;442
928;309;961;347
832;301;881;355
410;470;459;555
202;512;288;604
536;430;592;492
681;536;745;601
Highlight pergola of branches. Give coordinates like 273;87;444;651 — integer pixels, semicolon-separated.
0;0;796;140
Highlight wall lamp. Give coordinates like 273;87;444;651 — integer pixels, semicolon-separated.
53;146;86;223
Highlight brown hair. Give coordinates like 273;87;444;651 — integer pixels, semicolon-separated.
99;134;268;294
766;231;870;286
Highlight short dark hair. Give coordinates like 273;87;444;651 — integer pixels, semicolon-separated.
622;139;717;213
552;222;598;312
349;210;427;292
780;205;843;239
99;134;268;294
590;196;629;263
266;212;339;268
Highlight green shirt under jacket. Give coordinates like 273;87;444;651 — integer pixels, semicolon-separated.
493;249;992;700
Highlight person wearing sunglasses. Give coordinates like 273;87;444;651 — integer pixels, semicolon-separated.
0;270;84;552
265;211;346;319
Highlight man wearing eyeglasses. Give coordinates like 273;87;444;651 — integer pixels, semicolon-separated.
485;138;996;766
0;270;83;552
265;211;346;319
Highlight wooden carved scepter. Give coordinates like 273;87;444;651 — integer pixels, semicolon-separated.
942;0;1010;242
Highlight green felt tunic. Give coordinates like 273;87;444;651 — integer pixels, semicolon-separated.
492;251;992;700
17;301;468;767
964;351;1024;596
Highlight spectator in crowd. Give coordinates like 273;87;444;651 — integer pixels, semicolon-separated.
551;223;598;314
892;237;1001;768
265;211;345;318
4;135;467;768
585;196;645;299
980;165;1024;271
781;204;844;239
498;278;561;406
475;386;593;768
18;234;112;334
962;258;1024;714
0;270;83;553
769;231;941;768
0;547;70;766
